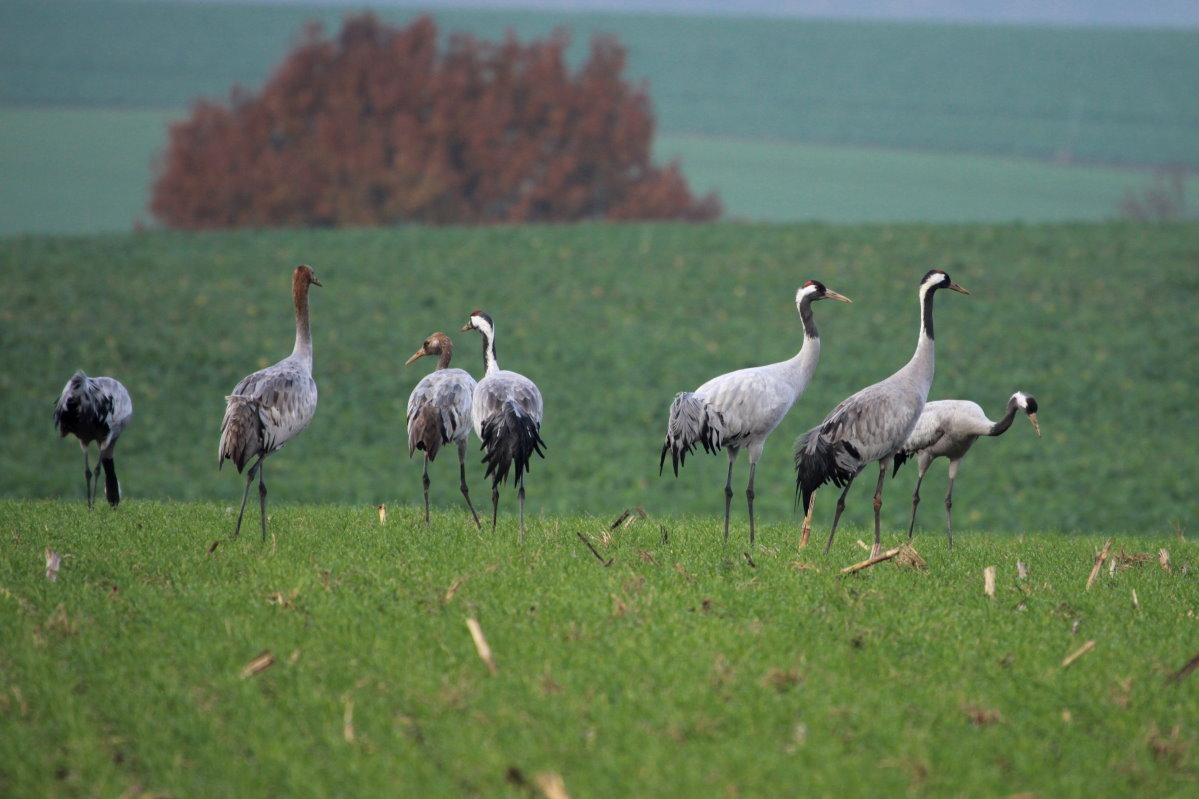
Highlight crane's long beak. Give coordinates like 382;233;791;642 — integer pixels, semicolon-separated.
826;290;852;303
948;281;969;295
1027;412;1041;437
460;322;472;332
404;348;427;366
311;277;323;287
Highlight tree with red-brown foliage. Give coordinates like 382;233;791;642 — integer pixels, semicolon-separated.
150;13;720;228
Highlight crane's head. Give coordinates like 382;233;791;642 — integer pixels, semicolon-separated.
1014;391;1041;436
405;332;452;366
462;310;494;336
294;264;323;289
920;269;969;296
798;280;852;305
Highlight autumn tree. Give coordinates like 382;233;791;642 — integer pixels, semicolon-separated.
150;13;720;228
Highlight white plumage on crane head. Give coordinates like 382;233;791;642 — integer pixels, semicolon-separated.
1013;391;1041;436
796;280;853;308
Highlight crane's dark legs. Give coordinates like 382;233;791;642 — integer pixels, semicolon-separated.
746;461;757;546
457;441;481;529
722;457;735;544
944;460;960;549
824;478;856;554
100;456;120;507
490;487;499;533
233;456;262;538
81;445;96;510
870;462;888;559
421;456;432;526
518;475;526;545
907;470;928;539
257;460;268;542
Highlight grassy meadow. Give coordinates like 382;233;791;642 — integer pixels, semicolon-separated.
2;500;1198;797
2;222;1196;538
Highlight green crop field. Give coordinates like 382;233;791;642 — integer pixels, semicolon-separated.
2;501;1197;797
2;222;1196;538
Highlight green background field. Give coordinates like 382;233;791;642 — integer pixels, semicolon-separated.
2;0;1198;235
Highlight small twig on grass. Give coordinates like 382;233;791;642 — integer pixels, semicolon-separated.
1017;559;1028;579
609;507;646;530
841;547;902;574
1132;588;1140;611
535;772;572;799
576;531;613;567
983;566;996;597
1159;548;1172;572
239;650;275;679
1061;640;1096;669
1085;538;1113;590
342;694;356;743
466;617;498;675
208;540;220;554
743;551;757;569
1168;651;1199;683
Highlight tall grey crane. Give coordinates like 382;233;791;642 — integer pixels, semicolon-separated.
405;331;482;528
894;391;1040;547
219;264;322;540
461;310;546;542
53;370;133;508
660;280;852;545
794;269;969;558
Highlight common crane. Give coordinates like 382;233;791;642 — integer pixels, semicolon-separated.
219;264;322;540
794;269;969;558
895;391;1040;547
405;331;482;528
660;280;851;545
461;310;545;542
53;371;133;508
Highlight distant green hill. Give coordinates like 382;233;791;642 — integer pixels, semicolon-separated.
4;222;1196;536
4;0;1198;166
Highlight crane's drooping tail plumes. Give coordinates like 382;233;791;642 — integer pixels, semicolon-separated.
408;404;447;462
218;395;263;473
480;399;546;489
659;392;727;476
794;426;861;521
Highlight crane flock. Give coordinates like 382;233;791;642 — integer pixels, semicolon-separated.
53;265;1040;551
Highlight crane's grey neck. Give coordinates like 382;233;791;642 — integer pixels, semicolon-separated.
782;294;822;388
988;396;1021;436
292;279;313;368
479;327;499;375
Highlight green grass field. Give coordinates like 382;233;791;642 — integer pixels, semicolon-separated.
2;500;1197;797
2;222;1196;537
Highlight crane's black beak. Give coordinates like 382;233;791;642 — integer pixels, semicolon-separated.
947;281;969;295
404;347;427;366
1027;411;1041;437
825;289;852;303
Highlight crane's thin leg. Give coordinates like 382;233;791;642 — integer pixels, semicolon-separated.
81;444;95;510
907;467;928;539
870;462;888;559
722;452;736;545
824;478;856;554
944;460;960;549
233;456;262;539
745;460;757;547
518;474;526;545
421;456;432;527
258;460;269;542
800;490;816;548
458;441;481;529
490;487;499;533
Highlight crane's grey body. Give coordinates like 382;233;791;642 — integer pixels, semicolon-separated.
53;370;133;508
405;332;481;527
895;391;1040;547
462;311;545;542
795;270;969;557
661;281;850;545
219;265;321;540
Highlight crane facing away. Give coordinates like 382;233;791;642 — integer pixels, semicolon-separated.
219;264;322;540
461;310;546;542
660;280;851;545
53;370;133;508
794;269;969;558
405;331;482;528
894;391;1040;547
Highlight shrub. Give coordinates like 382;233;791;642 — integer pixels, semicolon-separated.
149;13;721;228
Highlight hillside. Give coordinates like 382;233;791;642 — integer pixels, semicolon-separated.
3;222;1195;537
